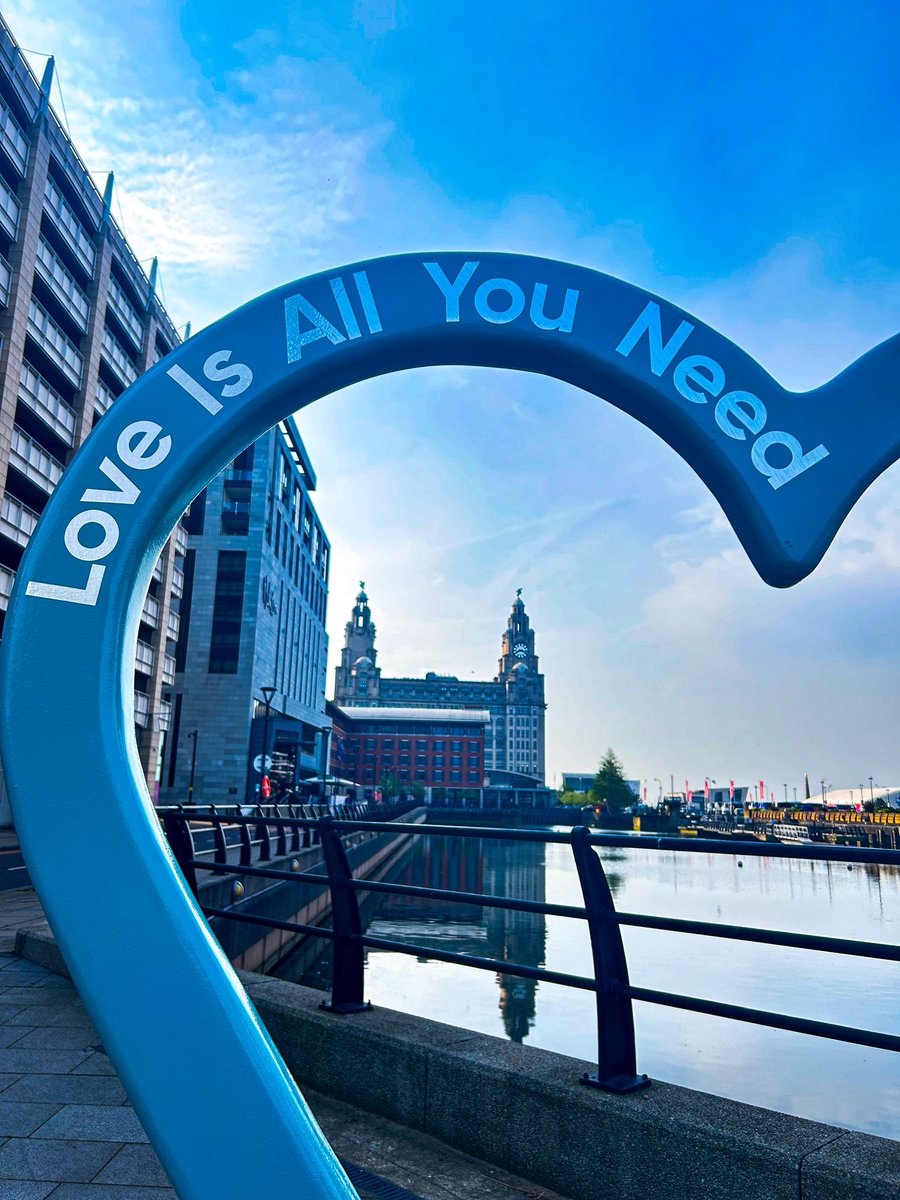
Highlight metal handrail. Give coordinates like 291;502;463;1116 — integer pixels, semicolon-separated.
160;811;900;1095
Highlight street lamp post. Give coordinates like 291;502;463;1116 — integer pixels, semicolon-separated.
653;778;662;804
187;730;198;805
869;776;875;806
260;686;277;804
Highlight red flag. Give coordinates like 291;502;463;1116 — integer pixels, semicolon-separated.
643;786;647;803
704;779;710;801
759;780;765;803
687;789;693;804
729;779;735;801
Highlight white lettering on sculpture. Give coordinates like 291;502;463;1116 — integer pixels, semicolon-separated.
616;301;828;489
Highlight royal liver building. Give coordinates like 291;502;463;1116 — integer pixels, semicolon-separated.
333;586;546;782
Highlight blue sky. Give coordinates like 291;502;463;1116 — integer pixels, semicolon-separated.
12;0;900;795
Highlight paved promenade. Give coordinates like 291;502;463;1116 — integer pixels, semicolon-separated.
0;881;565;1200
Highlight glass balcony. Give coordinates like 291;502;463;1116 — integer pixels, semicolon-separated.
10;425;65;494
0;494;39;547
35;235;90;330
42;177;95;277
162;654;176;685
135;640;155;674
141;593;160;629
0;95;28;175
27;299;83;387
107;274;144;349
95;377;117;417
19;362;77;448
156;698;173;733
167;610;181;640
133;691;150;727
0;563;15;609
101;325;138;388
173;525;188;558
170;565;184;599
152;555;164;583
223;469;253;501
0;252;11;307
0;174;20;241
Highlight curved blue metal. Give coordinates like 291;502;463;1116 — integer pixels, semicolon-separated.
0;253;896;1195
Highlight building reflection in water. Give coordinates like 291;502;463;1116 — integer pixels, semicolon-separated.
358;836;547;1043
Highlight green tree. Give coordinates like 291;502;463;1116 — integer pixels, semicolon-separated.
410;781;426;802
379;771;399;800
590;749;634;812
432;785;448;803
558;788;584;807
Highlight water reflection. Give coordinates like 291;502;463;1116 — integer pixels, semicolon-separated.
368;837;547;1042
279;830;900;1138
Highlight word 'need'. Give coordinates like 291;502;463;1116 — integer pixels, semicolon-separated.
616;302;829;491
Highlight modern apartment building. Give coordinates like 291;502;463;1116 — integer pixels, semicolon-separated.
0;17;184;822
159;419;332;806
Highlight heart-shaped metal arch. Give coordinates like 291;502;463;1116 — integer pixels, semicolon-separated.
0;252;898;1197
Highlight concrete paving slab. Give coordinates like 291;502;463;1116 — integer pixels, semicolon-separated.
0;1048;90;1075
70;1052;118;1077
45;1187;177;1199
0;1101;61;1137
33;1105;149;1144
94;1144;173;1188
0;1025;34;1047
0;1136;120;1181
1;1181;57;1199
5;1005;93;1027
13;1027;98;1050
1;1074;128;1106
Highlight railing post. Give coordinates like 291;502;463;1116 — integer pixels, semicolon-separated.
254;806;271;861
239;819;252;868
211;815;228;868
163;811;198;897
571;825;650;1093
318;817;371;1014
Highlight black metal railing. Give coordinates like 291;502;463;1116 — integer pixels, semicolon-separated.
159;811;900;1095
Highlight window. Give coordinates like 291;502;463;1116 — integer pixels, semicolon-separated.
208;551;246;673
233;445;254;471
184;489;206;534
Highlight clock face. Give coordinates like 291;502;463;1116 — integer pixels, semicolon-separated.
513;642;528;659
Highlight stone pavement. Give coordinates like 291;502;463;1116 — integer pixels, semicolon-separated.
0;886;567;1200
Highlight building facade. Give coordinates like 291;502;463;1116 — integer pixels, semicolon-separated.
328;701;488;794
0;19;185;822
333;587;546;782
159;419;331;805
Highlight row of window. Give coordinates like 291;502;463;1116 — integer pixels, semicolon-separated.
359;770;482;784
351;755;481;769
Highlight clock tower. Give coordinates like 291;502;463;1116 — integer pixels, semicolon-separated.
498;589;538;676
333;583;381;704
495;590;545;782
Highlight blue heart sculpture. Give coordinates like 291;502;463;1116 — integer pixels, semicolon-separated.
0;254;897;1197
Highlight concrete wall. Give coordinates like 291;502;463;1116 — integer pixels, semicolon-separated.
15;925;899;1200
240;972;899;1200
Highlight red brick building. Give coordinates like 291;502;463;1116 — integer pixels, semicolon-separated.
327;701;488;795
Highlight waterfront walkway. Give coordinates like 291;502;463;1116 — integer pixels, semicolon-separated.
0;882;565;1199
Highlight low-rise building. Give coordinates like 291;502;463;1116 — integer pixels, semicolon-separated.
327;701;487;797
